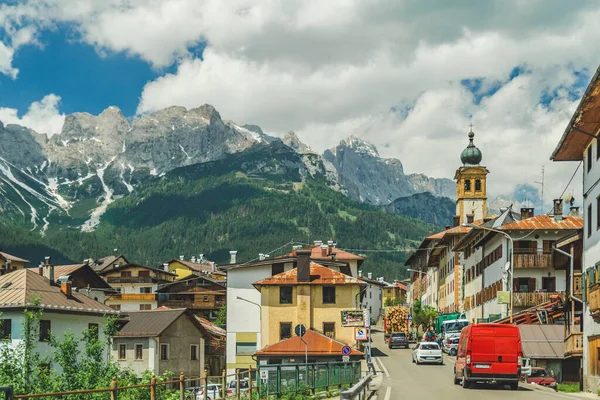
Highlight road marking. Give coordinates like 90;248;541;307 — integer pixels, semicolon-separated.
383;386;391;400
375;357;390;378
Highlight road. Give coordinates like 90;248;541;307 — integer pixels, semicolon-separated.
369;332;581;400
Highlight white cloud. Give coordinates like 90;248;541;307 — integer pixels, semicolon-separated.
1;0;598;204
0;94;65;135
0;41;18;78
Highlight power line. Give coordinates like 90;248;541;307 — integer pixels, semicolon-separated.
546;161;582;214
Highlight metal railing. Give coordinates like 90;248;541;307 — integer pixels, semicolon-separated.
258;361;361;396
340;374;373;400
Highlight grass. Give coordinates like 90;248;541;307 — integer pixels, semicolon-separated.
558;383;580;393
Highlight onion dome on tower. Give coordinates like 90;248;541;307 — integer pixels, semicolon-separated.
460;129;482;165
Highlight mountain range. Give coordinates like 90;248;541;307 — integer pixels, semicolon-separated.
0;104;454;234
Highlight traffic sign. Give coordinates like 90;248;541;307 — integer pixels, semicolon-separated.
363;309;370;327
260;370;269;380
342;345;352;356
342;356;350;363
408;314;412;321
355;327;368;341
295;324;306;337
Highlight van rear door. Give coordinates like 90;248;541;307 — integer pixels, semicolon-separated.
470;326;496;370
492;327;519;376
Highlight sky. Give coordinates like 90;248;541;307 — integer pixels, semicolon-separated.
1;0;600;208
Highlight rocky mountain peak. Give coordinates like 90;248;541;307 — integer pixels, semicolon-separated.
336;135;380;158
283;131;312;154
190;104;222;123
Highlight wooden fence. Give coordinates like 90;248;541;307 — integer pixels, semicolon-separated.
1;367;257;400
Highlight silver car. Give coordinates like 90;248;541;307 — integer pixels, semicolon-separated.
412;342;443;365
442;336;459;355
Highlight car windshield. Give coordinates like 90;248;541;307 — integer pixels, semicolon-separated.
420;344;439;350
391;333;406;338
450;338;459;344
445;321;468;333
530;369;548;377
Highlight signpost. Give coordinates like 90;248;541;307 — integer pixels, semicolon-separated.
342;355;350;363
355;327;368;341
341;310;365;327
296;324;308;364
260;370;269;380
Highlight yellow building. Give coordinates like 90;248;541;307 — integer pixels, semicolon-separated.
0;251;29;274
253;260;364;348
381;282;407;307
454;129;488;226
165;257;225;280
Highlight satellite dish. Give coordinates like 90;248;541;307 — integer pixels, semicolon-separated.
563;190;575;206
504;262;511;272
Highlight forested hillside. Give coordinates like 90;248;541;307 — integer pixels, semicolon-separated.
0;142;438;281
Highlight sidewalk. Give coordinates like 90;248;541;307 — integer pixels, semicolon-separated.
521;382;598;399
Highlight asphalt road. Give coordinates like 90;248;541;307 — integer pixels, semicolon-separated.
369;332;581;400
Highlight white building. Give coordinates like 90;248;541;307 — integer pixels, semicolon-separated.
357;273;385;324
551;66;600;391
0;268;119;361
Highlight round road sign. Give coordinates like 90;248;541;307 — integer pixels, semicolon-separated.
342;345;352;356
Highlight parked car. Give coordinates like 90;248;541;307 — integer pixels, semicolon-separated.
184;387;201;400
453;323;521;391
526;367;557;389
388;332;409;349
196;384;222;400
412;342;443;365
227;379;250;395
442;336;459;355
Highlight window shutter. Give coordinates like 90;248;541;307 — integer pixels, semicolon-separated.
528;278;536;292
583;272;587;303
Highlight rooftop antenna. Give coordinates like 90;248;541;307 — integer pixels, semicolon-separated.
534;165;544;209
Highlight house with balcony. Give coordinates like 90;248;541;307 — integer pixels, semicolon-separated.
98;263;176;311
454;205;581;323
90;250;129;273
164;255;224;280
156;274;226;320
51;262;115;304
0;250;29;275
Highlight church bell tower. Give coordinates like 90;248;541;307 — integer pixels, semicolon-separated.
454;129;488;226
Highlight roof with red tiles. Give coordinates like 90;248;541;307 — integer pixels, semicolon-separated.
499;214;583;231
253;262;364;287
255;329;363;357
285;245;364;261
396;283;407;291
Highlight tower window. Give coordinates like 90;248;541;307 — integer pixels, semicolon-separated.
464;180;471;191
475;179;482;192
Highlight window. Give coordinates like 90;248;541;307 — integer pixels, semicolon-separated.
542;277;556;292
135;344;143;360
140;287;152;294
110;304;121;311
120;271;132;277
589;145;594;172
139;304;152;311
590;204;593;238
39;320;51;342
279;286;292;304
160;344;169;360
191;344;199;360
88;323;99;340
597;197;600;231
475;179;482;192
0;319;11;340
464;179;471;191
280;323;292;340
138;270;150;277
323;323;335;338
323;287;336;304
236;342;257;355
203;296;209;302
118;344;126;360
515;277;536;292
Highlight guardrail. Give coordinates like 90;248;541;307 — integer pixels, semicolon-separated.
340;373;373;400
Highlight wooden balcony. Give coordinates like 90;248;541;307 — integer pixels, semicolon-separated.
573;273;582;297
512;291;563;308
513;253;553;269
565;332;583;358
159;299;225;310
107;276;154;284
111;294;156;301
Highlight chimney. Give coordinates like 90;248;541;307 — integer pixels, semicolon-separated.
445;225;450;230
570;206;580;217
229;251;238;264
60;280;72;297
45;256;51;266
163;263;169;271
453;216;460;227
554;199;564;221
320;244;328;257
296;249;311;283
378;277;384;283
38;262;44;276
211;262;215;272
314;240;322;246
179;255;185;261
45;257;54;285
264;254;270;259
358;270;363;277
520;207;534;220
467;214;474;224
83;259;89;265
113;248;118;256
368;272;373;279
191;256;196;263
199;254;204;261
327;240;334;247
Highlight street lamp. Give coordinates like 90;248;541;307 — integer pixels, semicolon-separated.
236;296;262;348
463;223;515;323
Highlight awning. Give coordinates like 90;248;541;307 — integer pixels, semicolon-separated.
518;325;565;359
